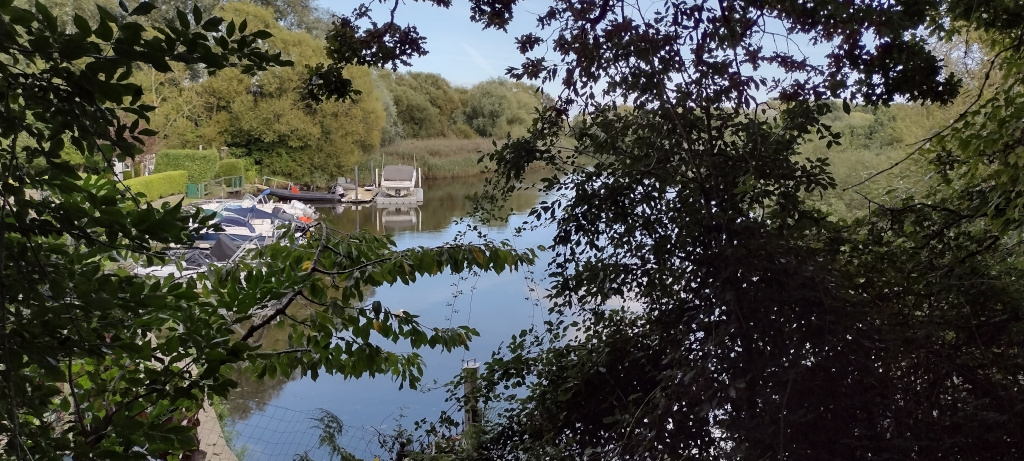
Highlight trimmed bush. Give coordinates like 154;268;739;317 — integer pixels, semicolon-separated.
122;170;187;201
154;150;219;183
215;159;245;179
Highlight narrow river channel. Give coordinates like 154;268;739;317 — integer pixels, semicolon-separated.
223;174;556;460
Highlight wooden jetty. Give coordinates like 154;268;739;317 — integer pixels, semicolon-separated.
341;187;378;204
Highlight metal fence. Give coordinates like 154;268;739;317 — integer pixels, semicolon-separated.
187;175;245;199
221;403;396;461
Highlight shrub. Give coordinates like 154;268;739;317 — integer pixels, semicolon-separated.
242;157;259;185
215;159;245;179
122;170;187;201
154;150;219;183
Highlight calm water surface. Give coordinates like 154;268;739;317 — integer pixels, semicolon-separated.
224;175;555;459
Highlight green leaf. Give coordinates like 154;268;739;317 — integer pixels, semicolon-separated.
192;3;203;24
176;8;190;30
94;19;114;42
73;14;92;37
34;0;58;32
96;4;117;23
225;19;235;38
250;29;273;41
842;98;851;115
129;1;157;17
201;16;224;33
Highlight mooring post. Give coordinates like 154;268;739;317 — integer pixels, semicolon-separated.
463;359;480;427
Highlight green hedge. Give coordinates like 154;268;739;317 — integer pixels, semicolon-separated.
122;170;187;201
154;150;220;183
215;159;245;179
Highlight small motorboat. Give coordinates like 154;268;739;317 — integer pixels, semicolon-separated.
265;185;344;202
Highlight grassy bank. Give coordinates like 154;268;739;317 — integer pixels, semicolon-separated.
366;138;501;180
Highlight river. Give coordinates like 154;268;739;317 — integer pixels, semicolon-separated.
223;174;555;460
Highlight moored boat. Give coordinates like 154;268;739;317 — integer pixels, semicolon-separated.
264;185;345;202
378;165;417;198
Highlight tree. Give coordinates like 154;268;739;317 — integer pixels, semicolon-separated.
395;72;462;137
146;2;388;186
252;0;332;37
322;0;1024;459
0;2;535;459
372;69;406;146
459;78;540;137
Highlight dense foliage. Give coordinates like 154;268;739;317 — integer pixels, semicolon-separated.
316;0;1024;459
20;0;549;186
93;0;546;185
153;149;221;183
121;170;189;200
214;158;246;179
0;1;538;459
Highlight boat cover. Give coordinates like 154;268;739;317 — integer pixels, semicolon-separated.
217;215;257;233
222;206;284;222
210;234;243;263
382;165;415;181
265;188;344;202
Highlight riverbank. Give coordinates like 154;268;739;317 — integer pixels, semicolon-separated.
198;402;240;461
370;137;583;180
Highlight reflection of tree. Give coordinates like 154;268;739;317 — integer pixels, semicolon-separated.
226;364;298;421
226;320;301;421
225;287;380;422
420;172;543;230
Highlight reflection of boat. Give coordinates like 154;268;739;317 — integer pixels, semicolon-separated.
375;205;421;232
376;165;423;204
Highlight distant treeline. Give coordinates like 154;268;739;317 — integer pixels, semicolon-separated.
27;0;548;185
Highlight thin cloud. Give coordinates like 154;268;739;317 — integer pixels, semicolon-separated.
462;43;499;77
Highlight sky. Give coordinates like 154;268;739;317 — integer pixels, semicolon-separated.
311;0;836;102
317;0;540;87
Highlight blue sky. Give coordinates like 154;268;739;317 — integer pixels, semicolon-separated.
318;0;538;87
312;1;836;103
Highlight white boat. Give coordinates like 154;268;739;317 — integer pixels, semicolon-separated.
190;190;317;221
376;165;423;205
379;165;417;198
132;191;313;278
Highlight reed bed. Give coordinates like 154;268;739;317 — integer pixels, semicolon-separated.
371;138;502;179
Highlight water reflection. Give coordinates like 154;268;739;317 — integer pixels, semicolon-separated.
225;172;552;460
226;365;297;421
377;205;421;232
320;175;542;235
